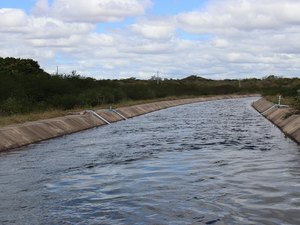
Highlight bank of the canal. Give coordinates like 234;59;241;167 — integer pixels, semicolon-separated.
0;95;257;152
1;97;299;225
252;98;300;144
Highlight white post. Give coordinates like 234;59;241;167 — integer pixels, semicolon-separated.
278;95;281;107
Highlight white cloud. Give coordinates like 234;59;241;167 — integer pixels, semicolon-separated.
171;0;300;78
27;17;94;39
0;9;27;30
0;8;94;37
130;18;176;40
1;0;300;79
33;0;152;23
32;0;49;15
212;39;230;48
177;0;300;34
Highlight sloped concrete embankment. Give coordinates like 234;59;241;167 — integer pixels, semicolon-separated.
0;95;256;152
252;98;300;144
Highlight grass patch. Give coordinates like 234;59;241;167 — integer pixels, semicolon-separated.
264;95;300;116
264;95;294;106
0;110;67;127
0;95;202;127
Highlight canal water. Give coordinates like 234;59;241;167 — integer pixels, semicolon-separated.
0;98;300;225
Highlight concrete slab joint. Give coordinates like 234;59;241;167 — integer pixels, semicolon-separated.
0;94;259;152
252;97;300;145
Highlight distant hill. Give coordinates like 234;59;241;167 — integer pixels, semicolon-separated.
181;75;211;81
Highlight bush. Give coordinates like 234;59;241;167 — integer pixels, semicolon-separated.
0;97;31;115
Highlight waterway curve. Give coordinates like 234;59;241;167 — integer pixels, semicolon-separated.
0;95;258;152
0;97;300;225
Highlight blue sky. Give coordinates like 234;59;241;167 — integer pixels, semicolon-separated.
0;0;300;79
149;0;207;15
0;0;36;12
0;0;207;15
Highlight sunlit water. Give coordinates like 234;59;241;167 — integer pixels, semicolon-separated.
1;98;300;225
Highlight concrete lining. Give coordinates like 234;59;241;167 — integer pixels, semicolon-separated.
0;95;258;152
252;98;300;144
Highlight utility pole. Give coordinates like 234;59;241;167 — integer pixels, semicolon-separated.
56;66;59;75
156;71;160;85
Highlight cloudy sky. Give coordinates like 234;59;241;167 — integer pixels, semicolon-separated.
1;0;300;79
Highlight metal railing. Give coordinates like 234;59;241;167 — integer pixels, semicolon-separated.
84;110;111;125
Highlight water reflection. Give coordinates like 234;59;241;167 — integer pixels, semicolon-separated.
0;98;300;225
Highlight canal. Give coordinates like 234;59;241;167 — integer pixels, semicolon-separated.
0;97;300;224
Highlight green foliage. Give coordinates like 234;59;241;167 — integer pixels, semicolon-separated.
1;57;300;115
1;97;31;114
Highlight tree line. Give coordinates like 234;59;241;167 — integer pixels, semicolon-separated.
1;57;300;115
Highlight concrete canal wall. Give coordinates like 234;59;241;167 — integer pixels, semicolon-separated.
252;98;300;144
0;95;257;152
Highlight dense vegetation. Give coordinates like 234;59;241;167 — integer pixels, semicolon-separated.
1;57;300;115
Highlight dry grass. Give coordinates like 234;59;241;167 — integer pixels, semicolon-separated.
0;96;200;127
264;95;300;115
0;110;67;127
264;95;295;106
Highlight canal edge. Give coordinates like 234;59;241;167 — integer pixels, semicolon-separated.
252;98;300;145
0;94;258;152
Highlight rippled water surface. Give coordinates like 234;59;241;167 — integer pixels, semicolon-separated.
1;98;300;225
